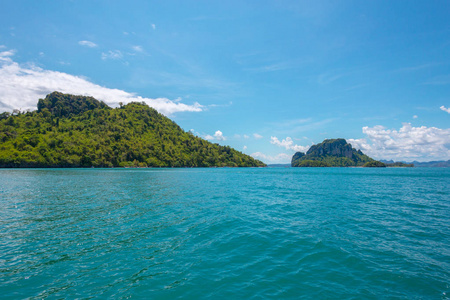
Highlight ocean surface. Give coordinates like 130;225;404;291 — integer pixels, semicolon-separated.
0;167;449;299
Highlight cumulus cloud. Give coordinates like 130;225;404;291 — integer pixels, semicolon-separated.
101;50;123;60
348;123;450;161
251;152;291;164
203;130;227;141
243;145;247;150
440;106;450;114
270;136;310;153
214;130;226;141
78;40;98;48
253;133;263;139
0;49;203;115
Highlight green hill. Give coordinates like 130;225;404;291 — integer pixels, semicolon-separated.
363;161;386;168
291;138;375;167
0;92;265;168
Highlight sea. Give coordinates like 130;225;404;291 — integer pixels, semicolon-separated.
0;167;449;299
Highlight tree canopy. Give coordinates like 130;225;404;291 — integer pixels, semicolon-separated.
0;92;265;168
363;161;386;168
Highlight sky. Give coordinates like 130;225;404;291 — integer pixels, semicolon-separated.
0;0;449;163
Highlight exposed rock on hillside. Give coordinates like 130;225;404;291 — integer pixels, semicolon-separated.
291;138;374;167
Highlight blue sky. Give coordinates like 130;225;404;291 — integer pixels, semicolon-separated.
1;0;449;162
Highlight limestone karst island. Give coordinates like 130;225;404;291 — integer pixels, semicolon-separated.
291;138;388;167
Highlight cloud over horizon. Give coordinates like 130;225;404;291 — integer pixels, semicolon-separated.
270;136;310;153
251;152;291;164
0;49;203;115
349;123;450;162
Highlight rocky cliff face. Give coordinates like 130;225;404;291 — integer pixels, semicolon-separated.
306;138;354;158
291;138;373;167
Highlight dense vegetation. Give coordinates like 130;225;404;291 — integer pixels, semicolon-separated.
363;161;386;167
37;92;110;117
0;92;266;168
291;138;375;167
293;160;331;167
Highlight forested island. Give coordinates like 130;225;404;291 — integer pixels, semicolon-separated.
291;138;384;167
0;92;265;168
383;161;414;167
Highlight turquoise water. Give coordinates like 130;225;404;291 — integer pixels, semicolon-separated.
0;168;449;299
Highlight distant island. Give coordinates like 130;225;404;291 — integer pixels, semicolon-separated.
291;138;384;167
382;161;414;167
381;159;450;168
0;92;266;168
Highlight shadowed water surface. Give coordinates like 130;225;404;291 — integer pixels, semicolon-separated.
0;168;449;299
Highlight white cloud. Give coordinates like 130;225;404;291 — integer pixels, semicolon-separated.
214;130;226;141
101;50;123;60
0;49;203;115
243;145;247;150
203;130;226;141
251;152;291;164
413;115;418;119
78;40;98;48
348;123;450;161
151;24;156;30
243;134;249;139
0;50;15;61
132;45;144;53
440;106;450;114
253;133;263;139
270;136;310;153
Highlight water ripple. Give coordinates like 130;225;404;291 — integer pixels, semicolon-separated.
0;168;449;299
